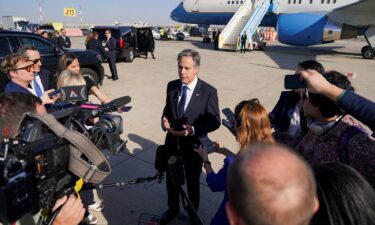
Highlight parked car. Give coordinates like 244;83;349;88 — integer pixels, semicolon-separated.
92;26;153;62
189;27;204;37
171;29;190;39
0;30;105;93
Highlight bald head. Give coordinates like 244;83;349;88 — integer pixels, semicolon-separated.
227;144;318;225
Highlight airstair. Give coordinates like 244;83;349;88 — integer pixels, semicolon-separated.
218;0;271;50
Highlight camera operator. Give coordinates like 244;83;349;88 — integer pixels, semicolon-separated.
0;93;85;225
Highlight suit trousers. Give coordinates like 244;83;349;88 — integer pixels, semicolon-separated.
108;56;118;79
166;148;203;217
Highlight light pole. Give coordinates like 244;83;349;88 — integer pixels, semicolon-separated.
37;0;43;24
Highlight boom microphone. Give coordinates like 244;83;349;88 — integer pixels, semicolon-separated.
90;96;131;117
168;156;185;186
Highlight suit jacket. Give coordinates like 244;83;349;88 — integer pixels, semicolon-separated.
57;35;71;48
4;81;32;95
39;69;56;90
105;36;117;58
162;78;221;154
269;91;301;132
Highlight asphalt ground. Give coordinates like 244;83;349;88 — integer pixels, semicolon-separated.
70;36;375;225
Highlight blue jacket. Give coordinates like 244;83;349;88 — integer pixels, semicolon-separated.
338;91;375;135
206;156;235;225
4;81;32;95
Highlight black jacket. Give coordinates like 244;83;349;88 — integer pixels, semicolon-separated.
57;35;71;48
86;38;107;59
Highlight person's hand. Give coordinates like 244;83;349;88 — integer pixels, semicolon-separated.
41;89;59;105
213;141;224;154
299;70;344;101
161;116;173;131
197;144;209;161
299;70;332;95
52;195;85;225
169;124;193;137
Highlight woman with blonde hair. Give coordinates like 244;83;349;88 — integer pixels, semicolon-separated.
57;52;111;103
57;69;86;88
197;98;274;225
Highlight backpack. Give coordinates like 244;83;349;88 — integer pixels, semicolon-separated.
338;125;367;164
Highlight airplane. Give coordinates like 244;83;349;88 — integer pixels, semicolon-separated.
170;0;375;59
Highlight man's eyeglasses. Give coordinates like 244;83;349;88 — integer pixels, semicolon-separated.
30;58;43;64
14;64;34;72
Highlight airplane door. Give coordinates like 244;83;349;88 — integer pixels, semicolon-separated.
192;0;199;12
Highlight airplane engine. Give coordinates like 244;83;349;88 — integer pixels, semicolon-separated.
277;13;358;46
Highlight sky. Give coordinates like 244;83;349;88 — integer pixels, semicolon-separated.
0;0;182;26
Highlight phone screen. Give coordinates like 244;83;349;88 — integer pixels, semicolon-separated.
222;119;236;135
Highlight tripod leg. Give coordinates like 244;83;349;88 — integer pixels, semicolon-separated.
178;186;204;225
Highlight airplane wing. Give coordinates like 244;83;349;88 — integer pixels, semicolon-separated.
335;0;375;13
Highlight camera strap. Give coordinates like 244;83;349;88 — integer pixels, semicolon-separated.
19;113;111;183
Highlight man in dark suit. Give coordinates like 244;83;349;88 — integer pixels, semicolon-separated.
104;29;118;80
57;29;71;48
17;45;56;96
160;49;221;225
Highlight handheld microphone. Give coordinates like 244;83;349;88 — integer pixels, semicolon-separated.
168;156;185;186
90;96;131;117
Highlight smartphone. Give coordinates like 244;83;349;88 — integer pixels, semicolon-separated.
222;108;235;122
284;74;306;89
120;106;132;112
48;89;61;98
222;119;236;135
199;135;216;154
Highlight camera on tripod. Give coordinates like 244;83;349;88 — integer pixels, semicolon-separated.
0;96;131;224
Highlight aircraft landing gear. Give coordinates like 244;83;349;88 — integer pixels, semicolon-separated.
361;46;375;59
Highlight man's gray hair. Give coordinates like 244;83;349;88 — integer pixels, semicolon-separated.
177;49;201;68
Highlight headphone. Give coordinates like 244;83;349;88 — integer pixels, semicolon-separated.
308;115;344;136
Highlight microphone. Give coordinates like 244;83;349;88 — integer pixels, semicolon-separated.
90;96;131;117
168;156;185;186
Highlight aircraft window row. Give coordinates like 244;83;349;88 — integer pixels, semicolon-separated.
227;1;244;4
287;0;337;3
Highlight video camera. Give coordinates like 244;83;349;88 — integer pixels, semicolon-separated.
0;96;131;224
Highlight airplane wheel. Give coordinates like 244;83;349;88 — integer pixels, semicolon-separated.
362;46;375;59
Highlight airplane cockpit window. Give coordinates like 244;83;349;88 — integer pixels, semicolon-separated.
288;0;291;3
240;0;243;3
299;0;302;4
227;1;230;4
310;0;313;3
236;1;238;4
293;0;297;4
321;0;324;3
327;0;330;3
232;1;234;4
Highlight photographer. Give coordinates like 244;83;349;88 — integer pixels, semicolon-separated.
300;69;375;135
197;99;274;225
0;93;85;225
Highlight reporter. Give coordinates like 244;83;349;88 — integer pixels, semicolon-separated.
57;53;111;103
197;99;274;225
300;69;375;134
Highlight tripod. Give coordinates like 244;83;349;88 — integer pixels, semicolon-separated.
168;156;204;225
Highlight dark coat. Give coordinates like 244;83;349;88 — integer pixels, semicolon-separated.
57;35;71;48
86;38;107;59
338;91;375;135
162;78;221;153
39;69;56;90
104;36;116;58
4;81;32;95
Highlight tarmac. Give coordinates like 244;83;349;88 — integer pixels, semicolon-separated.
70;36;375;225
